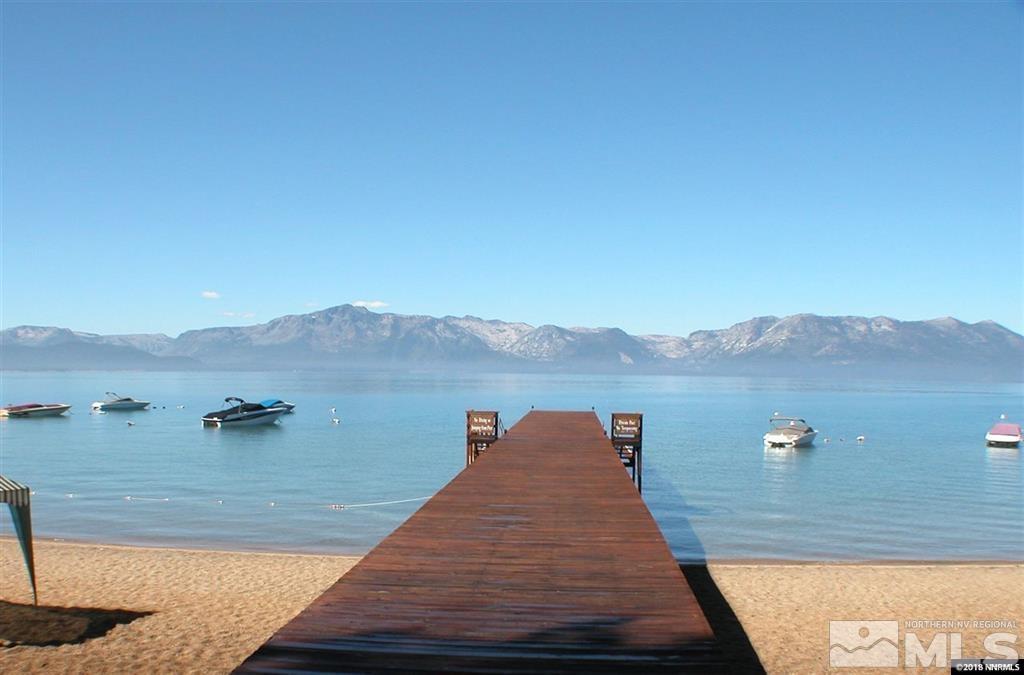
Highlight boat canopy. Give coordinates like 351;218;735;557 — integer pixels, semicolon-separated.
260;399;284;408
203;398;271;420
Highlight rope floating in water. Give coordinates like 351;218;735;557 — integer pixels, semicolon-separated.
34;489;435;512
337;496;432;509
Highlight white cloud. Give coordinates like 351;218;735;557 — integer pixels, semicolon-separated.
222;311;255;319
304;301;319;308
352;300;388;309
200;290;221;300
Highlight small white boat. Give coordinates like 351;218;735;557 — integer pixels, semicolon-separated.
92;392;151;411
1;403;72;418
260;398;295;414
986;422;1021;448
763;415;817;447
202;397;288;428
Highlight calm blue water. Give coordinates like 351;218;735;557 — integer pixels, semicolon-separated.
0;371;1020;561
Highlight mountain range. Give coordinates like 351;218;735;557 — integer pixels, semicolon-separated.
2;305;1022;380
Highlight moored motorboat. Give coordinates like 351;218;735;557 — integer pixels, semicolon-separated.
985;422;1021;448
1;403;72;418
763;414;817;447
92;392;151;411
260;398;295;414
202;397;288;428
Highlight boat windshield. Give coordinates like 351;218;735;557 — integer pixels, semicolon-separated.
770;417;811;431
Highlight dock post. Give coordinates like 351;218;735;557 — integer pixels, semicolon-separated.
611;412;643;492
466;410;500;466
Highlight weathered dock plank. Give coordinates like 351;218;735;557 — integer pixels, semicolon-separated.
235;411;723;673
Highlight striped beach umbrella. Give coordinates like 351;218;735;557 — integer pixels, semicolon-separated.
0;475;36;604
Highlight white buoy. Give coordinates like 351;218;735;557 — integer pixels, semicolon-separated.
330;406;337;415
824;438;831;444
856;435;865;443
127;420;135;426
331;418;341;425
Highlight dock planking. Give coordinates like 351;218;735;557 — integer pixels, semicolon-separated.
234;411;724;673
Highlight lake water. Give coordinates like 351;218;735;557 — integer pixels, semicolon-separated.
0;371;1020;561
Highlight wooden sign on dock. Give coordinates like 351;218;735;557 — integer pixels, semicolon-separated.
611;412;643;492
466;410;500;466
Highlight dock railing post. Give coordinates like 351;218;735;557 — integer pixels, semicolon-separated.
610;412;643;493
466;410;500;467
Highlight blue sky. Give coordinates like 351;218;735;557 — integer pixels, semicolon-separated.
2;2;1020;337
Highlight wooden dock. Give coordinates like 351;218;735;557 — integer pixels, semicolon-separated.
235;411;724;673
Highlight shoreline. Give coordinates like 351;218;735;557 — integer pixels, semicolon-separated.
0;535;365;560
4;534;1019;565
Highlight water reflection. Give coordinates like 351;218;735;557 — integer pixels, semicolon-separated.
985;445;1021;495
762;445;813;502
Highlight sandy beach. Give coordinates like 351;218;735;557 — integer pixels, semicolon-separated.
711;562;1023;673
0;540;359;674
1;540;1020;673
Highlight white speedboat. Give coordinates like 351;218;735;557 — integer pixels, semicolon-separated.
202;397;288;428
763;415;817;447
92;392;151;411
986;422;1021;448
1;403;72;417
260;398;295;414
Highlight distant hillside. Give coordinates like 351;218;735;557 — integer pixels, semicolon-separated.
638;314;1024;378
2;307;1021;380
0;326;197;371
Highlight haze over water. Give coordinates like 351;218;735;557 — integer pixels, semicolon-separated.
1;371;1020;562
